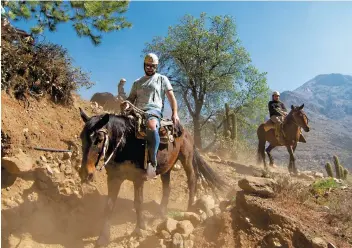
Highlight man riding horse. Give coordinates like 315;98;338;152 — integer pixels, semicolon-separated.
264;91;306;143
122;53;180;179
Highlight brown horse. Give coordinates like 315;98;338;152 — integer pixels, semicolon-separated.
257;104;310;174
78;108;225;247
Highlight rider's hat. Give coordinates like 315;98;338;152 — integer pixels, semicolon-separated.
144;53;159;65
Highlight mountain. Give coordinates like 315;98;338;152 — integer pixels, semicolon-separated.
270;74;352;171
281;73;352;119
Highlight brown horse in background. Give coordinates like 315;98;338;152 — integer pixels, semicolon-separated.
78;108;225;247
257;104;310;174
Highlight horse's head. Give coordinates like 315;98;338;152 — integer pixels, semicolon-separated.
290;104;310;132
79;108;110;182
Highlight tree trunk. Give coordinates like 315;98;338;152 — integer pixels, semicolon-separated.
231;113;237;141
193;116;202;148
225;103;230;138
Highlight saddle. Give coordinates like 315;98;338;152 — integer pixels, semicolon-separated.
123;108;183;144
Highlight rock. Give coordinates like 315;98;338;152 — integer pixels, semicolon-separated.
199;210;207;222
160;230;171;239
174;212;201;226
314;172;324;178
298;172;315;180
176;220;194;236
238;176;276;198
46;164;54;175
40;155;47;162
213;207;221;216
158;218;179;234
173;163;182;171
64;165;73;175
23;128;29;133
219;200;232;211
3;198;18;208
27;192;39;202
65;187;72;195
195;195;215;214
53;168;60;174
172;233;184;248
312;237;327;248
184;240;194;248
157;239;167;248
2;149;33;174
62;152;72;160
327;243;337;248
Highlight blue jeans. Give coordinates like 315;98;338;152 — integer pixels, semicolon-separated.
144;109;161;166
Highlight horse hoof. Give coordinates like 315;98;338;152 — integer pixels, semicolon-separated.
95;235;110;247
132;226;148;237
270;163;277;168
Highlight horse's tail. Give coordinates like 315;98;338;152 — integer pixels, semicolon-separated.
257;124;266;165
192;148;227;191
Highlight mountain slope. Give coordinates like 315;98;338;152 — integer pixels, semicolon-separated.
274;74;352;171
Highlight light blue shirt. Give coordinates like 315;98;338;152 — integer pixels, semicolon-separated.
128;73;173;112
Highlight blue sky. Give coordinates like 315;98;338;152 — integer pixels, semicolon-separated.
14;1;352;100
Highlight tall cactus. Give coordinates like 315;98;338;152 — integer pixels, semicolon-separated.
325;162;333;177
343;168;349;180
339;165;344;180
333;155;341;179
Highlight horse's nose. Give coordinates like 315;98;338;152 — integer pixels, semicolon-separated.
305;126;310;132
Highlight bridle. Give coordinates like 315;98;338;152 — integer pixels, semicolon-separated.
90;128;124;171
291;111;309;128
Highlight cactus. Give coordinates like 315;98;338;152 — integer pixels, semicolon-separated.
325;162;333;177
343;168;349;180
339;165;344;180
333;155;341;179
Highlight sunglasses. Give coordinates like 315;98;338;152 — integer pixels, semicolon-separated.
144;63;157;69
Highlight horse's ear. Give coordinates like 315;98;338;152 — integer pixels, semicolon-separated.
92;114;110;131
79;107;90;123
299;104;304;110
291;105;294;110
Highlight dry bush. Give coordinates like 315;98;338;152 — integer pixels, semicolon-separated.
273;174;310;203
1;24;93;105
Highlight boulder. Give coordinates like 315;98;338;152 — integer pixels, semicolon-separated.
174;212;201;226
238;176;277;198
312;237;327;248
2;149;33;174
172;233;184;248
176;220;194;236
157;218;178;234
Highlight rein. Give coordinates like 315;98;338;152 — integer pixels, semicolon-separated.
285;112;309;128
93;129;125;172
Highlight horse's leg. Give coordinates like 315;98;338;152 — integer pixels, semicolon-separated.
181;155;196;211
286;146;296;174
160;170;171;217
266;144;276;166
292;142;298;173
133;179;146;233
96;177;123;247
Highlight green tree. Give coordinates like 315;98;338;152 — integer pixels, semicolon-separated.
4;1;132;45
143;13;268;148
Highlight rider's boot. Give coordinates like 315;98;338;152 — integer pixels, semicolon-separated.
146;129;160;180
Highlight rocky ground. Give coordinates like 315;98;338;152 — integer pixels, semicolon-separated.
1;92;351;248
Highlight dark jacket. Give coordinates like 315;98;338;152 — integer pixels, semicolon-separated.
268;100;287;117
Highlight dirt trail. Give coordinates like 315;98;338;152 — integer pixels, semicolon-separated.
2;92;351;248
